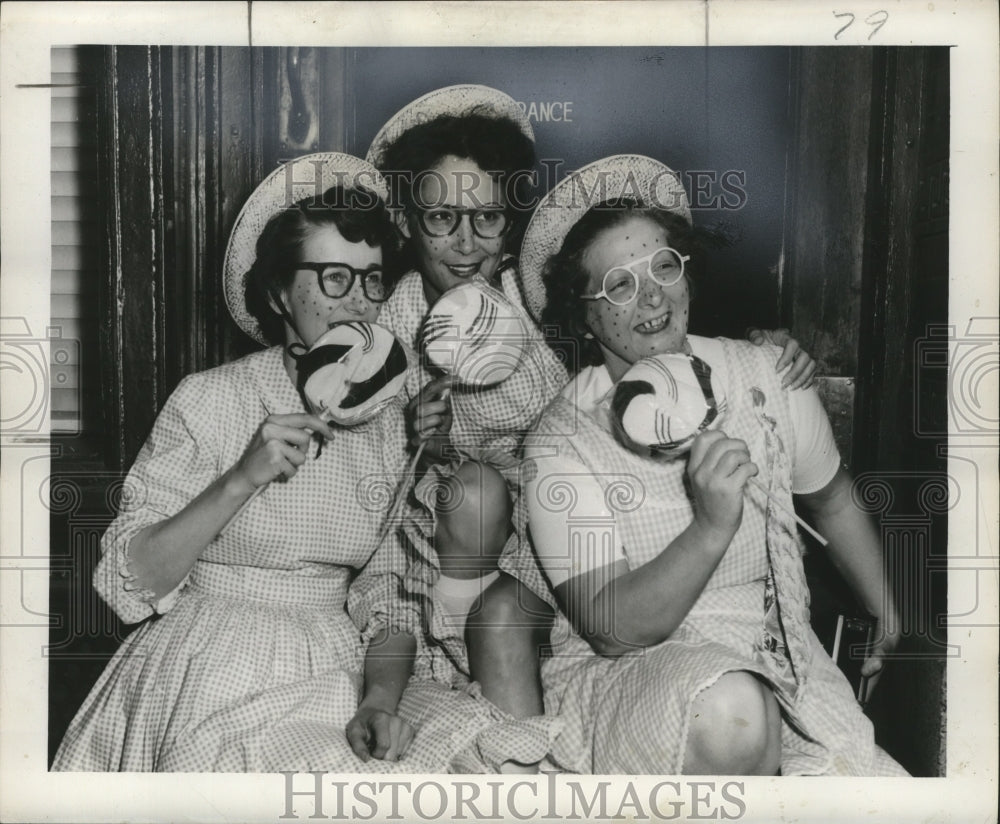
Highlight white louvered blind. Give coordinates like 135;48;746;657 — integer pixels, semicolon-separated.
51;47;98;433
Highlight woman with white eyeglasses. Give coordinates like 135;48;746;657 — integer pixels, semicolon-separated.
511;155;908;776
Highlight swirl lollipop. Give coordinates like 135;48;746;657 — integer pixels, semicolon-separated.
419;281;530;388
379;282;532;543
610;352;827;545
611;353;727;460
292;320;408;427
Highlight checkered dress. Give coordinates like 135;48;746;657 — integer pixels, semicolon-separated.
51;346;425;772
377;264;567;664
514;339;907;775
368;264;567;768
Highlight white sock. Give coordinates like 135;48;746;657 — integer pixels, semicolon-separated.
433;570;501;635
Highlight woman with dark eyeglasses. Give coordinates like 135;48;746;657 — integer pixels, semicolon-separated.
52;154;424;772
362;86;568;774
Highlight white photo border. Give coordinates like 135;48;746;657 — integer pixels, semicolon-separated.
1;2;997;822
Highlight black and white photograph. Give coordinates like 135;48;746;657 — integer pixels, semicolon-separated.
1;2;997;822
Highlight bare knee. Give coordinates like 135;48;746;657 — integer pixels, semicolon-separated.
466;575;553;651
435;463;512;573
440;462;510;516
684;671;781;775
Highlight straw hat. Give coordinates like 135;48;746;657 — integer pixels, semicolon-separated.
518;154;692;321
365;84;534;168
224;152;388;344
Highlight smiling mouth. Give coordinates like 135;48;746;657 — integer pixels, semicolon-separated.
635;311;671;334
446;262;482;277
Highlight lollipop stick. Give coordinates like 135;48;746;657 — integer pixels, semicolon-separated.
377;441;426;544
377;387;451;546
748;476;828;546
220;483;266;536
664;406;829;547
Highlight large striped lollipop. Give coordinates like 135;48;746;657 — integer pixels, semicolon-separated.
611;353;727;460
220;321;407;536
419;281;530;387
378;281;531;543
610;352;827;545
293;321;408;427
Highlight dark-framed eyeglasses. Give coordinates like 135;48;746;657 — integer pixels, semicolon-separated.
415;207;510;239
580;246;689;306
296;263;389;303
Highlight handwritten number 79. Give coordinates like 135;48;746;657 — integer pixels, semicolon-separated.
834;10;889;40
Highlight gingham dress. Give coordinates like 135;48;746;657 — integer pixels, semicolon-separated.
366;263;567;768
515;338;907;775
52;346;419;772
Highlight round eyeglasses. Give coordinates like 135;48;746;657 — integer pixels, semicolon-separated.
581;246;689;306
416;207;510;239
296;263;389;303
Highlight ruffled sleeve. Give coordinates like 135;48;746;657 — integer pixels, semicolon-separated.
94;373;222;624
347;522;425;645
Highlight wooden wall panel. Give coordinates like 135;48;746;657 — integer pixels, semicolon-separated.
97;46;170;468
783;49;875;382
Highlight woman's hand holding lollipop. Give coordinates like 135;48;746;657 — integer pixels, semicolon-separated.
408;375;454;456
612;353;829;546
221;412;335;535
686;430;759;548
232;413;336;490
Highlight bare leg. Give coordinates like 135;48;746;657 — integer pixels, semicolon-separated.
466;573;554;774
434;462;554;772
682;671;782;775
466;573;553;717
434;461;511;578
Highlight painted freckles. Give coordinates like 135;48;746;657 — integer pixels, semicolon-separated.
401;155;507;304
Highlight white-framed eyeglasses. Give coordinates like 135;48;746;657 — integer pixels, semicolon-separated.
581;246;689;306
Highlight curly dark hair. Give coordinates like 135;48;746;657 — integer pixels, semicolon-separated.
540;199;701;373
244;186;397;345
380;112;536;211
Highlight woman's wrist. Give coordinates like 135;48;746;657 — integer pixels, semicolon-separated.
222;465;258;501
686;517;736;555
358;684;402;715
419;433;452;463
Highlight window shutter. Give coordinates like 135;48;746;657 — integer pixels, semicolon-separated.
50;47;98;433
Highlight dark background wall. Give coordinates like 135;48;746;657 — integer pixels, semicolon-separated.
345;47;792;336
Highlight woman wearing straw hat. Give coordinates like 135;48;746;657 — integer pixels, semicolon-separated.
514;154;907;775
52;154;421;771
363;86;820;772
364;85;568;772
